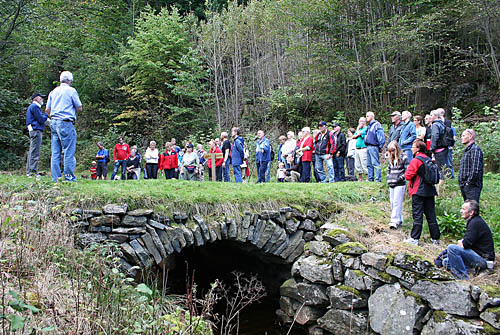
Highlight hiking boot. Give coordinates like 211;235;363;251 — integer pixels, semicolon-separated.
404;237;419;246
432;239;440;245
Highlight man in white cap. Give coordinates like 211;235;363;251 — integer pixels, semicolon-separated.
46;71;82;181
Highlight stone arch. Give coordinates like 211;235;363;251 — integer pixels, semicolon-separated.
74;204;320;279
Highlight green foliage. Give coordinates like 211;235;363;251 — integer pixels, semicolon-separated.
0;89;25;170
120;6;213;143
437;211;466;238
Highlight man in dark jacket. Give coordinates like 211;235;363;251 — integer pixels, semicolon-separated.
459;129;483;204
430;109;449;180
443;200;495;279
388;111;404;143
314;121;336;183
333;123;347;182
26;93;48;179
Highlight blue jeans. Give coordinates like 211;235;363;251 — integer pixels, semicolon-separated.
403;148;413;161
111;161;127;180
265;161;271;182
223;162;231;182
315;154;335;183
366;145;381;182
448;148;454;179
256;161;268;183
445;244;486;280
233;165;242;183
333;156;345;182
50;120;77;182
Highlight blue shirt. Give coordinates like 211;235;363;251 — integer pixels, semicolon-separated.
96;149;109;163
398;120;417;150
26;102;48;131
46;83;82;121
365;120;385;149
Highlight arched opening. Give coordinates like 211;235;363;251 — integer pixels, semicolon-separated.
162;240;305;335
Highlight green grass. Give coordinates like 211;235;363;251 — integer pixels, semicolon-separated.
0;174;387;212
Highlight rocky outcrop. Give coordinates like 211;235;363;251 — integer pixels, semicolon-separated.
276;223;500;335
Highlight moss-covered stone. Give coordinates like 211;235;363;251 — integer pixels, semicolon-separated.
431;310;449;323
402;288;424;304
484;323;500;335
336;285;362;297
334;242;368;255
326;228;355;240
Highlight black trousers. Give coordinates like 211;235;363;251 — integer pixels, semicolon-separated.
164;168;175;179
146;163;158;179
460;184;482;204
410;195;440;240
300;161;311;183
434;148;449;179
208;166;222;181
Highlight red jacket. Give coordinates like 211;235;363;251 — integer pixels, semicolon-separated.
113;143;130;161
405;152;437;197
207;147;223;168
159;150;178;170
299;136;313;162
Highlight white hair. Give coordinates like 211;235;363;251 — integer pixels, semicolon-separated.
302;127;311;133
60;71;73;82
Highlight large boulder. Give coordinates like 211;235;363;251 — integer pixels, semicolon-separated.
479;288;500;312
327;285;368;309
317;309;368;335
294;305;326;325
412;280;479;317
421;311;487;335
103;204;128;215
480;306;500;330
344;269;382;291
296;282;329;306
368;283;428;335
299;255;334;285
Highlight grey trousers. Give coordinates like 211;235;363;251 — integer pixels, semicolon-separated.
27;130;43;175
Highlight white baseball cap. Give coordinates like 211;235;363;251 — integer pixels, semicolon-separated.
60;71;73;82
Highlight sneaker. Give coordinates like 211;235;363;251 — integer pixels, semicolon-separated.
26;173;33;178
432;239;440;245
404;237;419;246
389;222;398;229
35;174;41;181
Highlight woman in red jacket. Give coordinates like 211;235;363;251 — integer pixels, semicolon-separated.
404;139;440;246
159;142;178;180
207;140;223;181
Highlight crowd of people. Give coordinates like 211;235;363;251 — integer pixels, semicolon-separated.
25;71;493;280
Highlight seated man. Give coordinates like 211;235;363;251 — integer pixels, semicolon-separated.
436;200;495;279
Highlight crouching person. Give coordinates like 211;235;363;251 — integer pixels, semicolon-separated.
435;200;495;280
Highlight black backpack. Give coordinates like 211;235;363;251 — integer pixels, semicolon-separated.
438;125;455;147
416;156;440;185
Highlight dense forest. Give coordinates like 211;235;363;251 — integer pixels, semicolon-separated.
1;0;499;170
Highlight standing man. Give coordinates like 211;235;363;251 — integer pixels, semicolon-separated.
364;112;385;182
314;121;336;183
26;93;48;179
352;117;368;181
459;129;484;203
110;137;130;180
399;111;417;160
332;123;347;182
441;200;494;280
430;109;449;179
95;142;109;180
255;130;271;183
197;143;207;182
388;111;403;143
231;127;245;183
296;127;313;183
46;71;82;182
221;131;232;182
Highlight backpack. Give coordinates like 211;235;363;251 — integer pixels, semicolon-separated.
438;124;455;148
416;156;440;185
